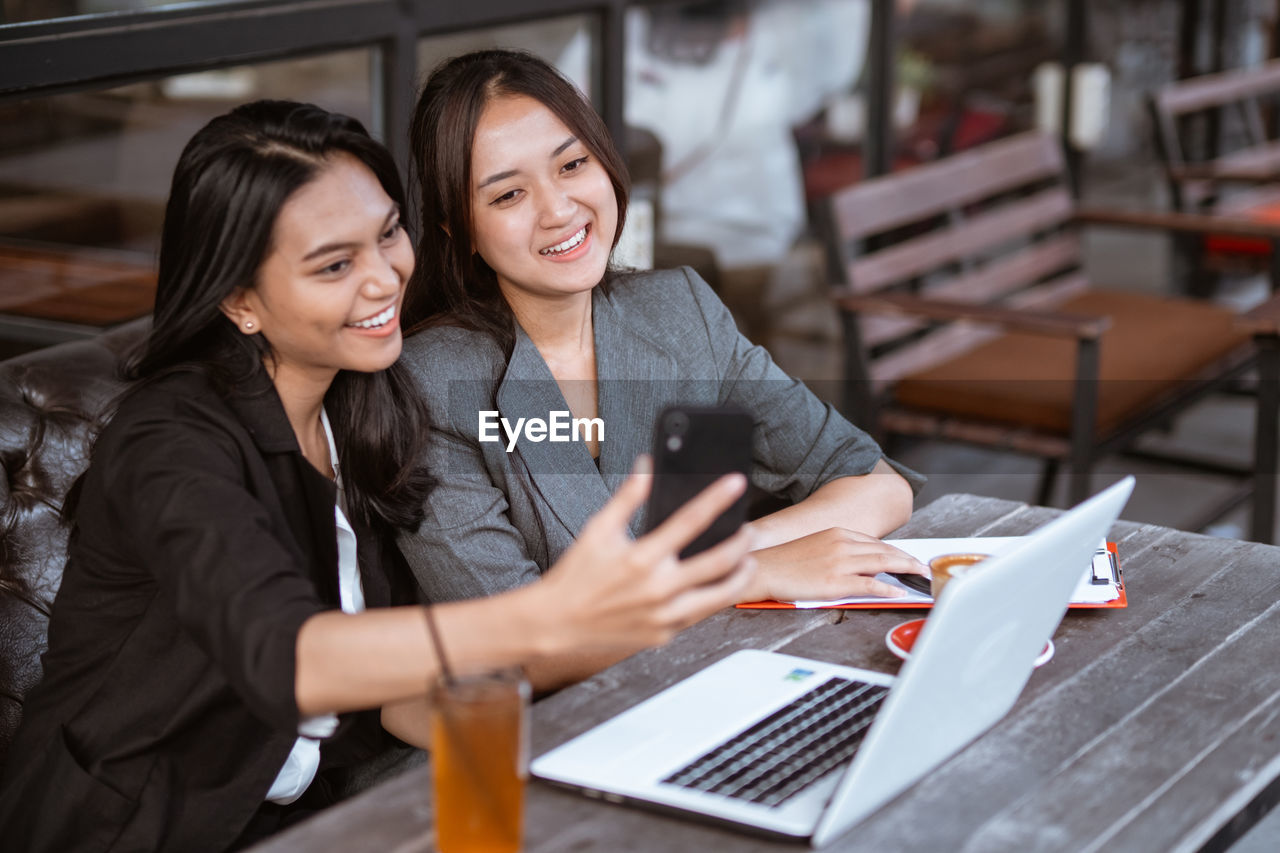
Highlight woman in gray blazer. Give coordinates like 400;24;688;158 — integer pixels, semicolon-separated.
400;50;925;688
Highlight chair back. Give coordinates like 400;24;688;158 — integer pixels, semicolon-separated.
0;323;145;773
1148;58;1280;210
821;131;1085;421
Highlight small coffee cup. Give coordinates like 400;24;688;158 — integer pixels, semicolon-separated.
928;553;990;601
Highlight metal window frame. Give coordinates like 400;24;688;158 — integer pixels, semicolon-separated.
0;0;897;179
1;0;629;168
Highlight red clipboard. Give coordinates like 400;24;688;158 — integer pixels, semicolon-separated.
736;541;1127;611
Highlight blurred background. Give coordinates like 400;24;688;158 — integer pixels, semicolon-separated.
1;1;1277;563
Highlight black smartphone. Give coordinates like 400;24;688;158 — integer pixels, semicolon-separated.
644;404;753;559
888;572;933;596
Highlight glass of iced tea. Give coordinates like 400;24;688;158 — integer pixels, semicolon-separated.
428;668;529;853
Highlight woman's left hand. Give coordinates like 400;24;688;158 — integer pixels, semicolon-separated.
743;527;927;602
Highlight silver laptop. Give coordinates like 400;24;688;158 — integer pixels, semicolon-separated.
532;477;1134;847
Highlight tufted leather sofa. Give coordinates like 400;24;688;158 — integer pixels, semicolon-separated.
0;321;148;773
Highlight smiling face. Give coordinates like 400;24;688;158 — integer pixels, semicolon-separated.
223;152;413;393
468;94;618;309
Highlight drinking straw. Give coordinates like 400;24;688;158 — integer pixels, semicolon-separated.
422;606;516;845
422;604;457;686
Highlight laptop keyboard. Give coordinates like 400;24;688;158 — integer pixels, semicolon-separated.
660;677;889;808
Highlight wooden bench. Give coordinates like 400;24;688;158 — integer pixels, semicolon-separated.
819;131;1280;542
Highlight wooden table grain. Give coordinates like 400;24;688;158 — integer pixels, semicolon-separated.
251;494;1280;853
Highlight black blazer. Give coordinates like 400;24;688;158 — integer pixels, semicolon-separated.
0;367;406;853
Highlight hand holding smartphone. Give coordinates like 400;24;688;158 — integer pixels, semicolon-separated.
643;405;753;558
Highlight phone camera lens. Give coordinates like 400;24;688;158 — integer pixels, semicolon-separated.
666;412;689;436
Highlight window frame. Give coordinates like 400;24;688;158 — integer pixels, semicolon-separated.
0;0;900;179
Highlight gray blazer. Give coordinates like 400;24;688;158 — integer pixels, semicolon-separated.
398;267;922;602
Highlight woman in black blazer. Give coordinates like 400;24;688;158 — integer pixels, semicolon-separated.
0;100;755;853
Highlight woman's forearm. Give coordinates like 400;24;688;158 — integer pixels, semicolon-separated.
523;647;632;694
295;586;549;717
381;697;432;748
295;464;756;718
749;459;914;549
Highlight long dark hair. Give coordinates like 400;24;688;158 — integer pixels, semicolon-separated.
404;49;630;355
128;99;432;530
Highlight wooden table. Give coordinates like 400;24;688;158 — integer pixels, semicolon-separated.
252;493;1280;852
0;242;155;347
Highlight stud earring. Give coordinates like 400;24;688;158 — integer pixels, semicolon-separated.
244;321;255;330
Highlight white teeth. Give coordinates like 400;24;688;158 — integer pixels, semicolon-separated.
348;305;395;329
540;226;587;256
